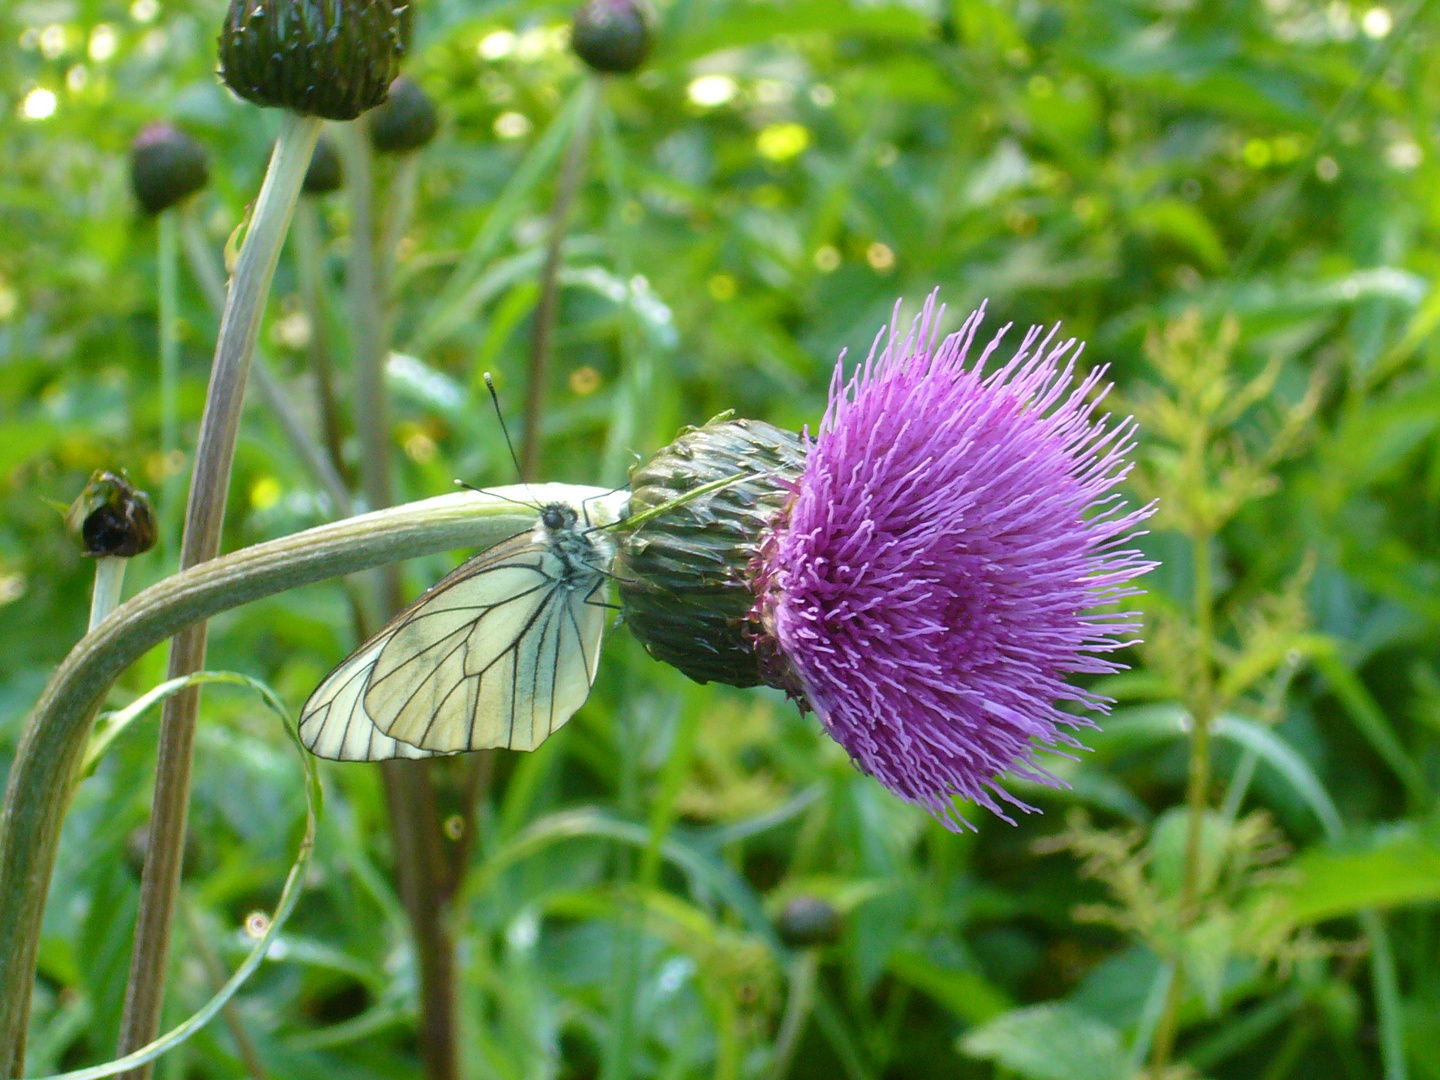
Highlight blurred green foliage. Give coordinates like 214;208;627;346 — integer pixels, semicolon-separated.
3;0;1440;1078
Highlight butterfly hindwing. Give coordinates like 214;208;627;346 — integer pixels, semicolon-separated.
297;635;442;761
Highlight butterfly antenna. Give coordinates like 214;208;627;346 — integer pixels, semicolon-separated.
485;372;528;483
454;479;538;510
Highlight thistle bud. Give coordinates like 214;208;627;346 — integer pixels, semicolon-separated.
217;0;407;121
367;76;438;154
776;896;841;948
302;134;344;194
130;123;209;216
615;416;806;691
66;471;157;558
571;0;653;74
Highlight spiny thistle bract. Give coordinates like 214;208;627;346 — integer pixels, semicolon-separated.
218;0;407;120
619;294;1155;827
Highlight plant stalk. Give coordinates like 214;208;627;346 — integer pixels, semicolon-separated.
157;210;181;501
293;197;348;478
0;485;618;1074
520;78;596;478
771;950;820;1080
342;117;460;1080
90;556;129;633
1149;528;1217;1071
180;203;352;517
114;111;323;1080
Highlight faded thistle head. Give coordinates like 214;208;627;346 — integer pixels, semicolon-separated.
67;470;157;558
618;293;1155;827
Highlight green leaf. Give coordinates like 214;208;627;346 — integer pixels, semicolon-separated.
959;1005;1129;1080
1264;836;1440;927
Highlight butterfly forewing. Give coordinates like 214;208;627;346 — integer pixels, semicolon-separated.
298;511;613;761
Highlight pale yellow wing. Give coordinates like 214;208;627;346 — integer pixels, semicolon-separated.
362;537;609;753
297;635;442;761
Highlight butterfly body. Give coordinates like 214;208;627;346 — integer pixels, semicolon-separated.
300;500;615;761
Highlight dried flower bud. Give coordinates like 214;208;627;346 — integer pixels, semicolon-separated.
66;470;157;558
368;76;438;154
571;0;653;74
218;0;407;121
130;123;209;216
616;417;806;690
776;896;841;948
302;134;344;194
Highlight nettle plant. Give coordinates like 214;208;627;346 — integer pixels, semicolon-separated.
0;3;1206;1079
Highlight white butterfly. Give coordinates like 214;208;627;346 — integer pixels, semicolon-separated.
299;496;617;761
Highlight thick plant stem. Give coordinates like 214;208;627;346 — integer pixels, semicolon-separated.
520;77;596;478
114;112;323;1080
0;485;619;1076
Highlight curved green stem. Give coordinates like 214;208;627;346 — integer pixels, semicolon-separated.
0;484;619;1073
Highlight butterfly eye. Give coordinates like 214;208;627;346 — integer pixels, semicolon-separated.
541;506;566;531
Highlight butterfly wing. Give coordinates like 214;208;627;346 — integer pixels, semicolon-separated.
361;533;610;754
298;633;442;761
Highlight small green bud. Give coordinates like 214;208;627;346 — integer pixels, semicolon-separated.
776;896;841;948
368;76;438;154
302;134;344;193
130;123;209;216
66;470;158;558
571;0;653;74
218;0;408;121
616;417;806;690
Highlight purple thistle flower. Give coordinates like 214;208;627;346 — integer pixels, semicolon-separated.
751;293;1155;827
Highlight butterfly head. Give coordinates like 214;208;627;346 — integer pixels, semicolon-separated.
539;502;578;533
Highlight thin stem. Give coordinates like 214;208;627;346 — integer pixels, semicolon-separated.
340;125;392;539
178;896;266;1080
157;210;180;473
180;203;352;517
89;557;128;632
378;153;420;307
771;951;819;1080
521;77;596;478
293;197;347;477
114;111;323;1080
342;119;458;1080
1149;528;1217;1072
0;484;621;1073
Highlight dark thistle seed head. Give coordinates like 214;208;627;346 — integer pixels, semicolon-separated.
367;75;438;154
301;134;343;193
615;416;806;690
571;0;653;74
66;470;157;558
130;122;209;215
775;896;841;948
217;0;407;121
